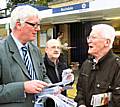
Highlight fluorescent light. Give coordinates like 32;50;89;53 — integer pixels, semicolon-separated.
115;31;120;36
105;17;120;20
51;19;79;24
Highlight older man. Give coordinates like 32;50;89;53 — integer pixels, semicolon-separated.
44;39;74;107
44;39;68;94
74;24;120;107
0;5;51;107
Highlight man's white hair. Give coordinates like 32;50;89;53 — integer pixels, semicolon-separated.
10;5;39;29
46;39;61;47
92;24;116;48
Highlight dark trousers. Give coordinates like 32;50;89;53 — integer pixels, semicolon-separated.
45;98;55;107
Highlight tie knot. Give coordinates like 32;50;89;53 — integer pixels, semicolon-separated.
21;46;28;52
21;46;28;56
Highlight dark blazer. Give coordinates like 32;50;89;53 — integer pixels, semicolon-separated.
44;54;68;107
44;54;67;84
0;35;51;107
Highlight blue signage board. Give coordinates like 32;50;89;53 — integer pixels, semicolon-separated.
52;2;89;13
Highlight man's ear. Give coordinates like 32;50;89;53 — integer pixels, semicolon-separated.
45;47;47;53
15;21;21;29
105;39;110;47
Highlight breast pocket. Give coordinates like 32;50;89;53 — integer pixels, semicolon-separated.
96;81;111;93
81;72;89;85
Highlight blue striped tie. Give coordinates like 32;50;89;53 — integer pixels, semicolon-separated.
21;46;36;80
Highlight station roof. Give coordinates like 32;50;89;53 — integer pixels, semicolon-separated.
0;4;50;24
40;0;120;24
11;4;50;11
1;0;120;25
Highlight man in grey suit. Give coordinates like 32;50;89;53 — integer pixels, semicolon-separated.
0;5;51;107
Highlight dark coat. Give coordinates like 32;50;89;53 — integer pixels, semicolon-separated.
0;35;51;107
44;54;68;107
44;54;67;84
74;50;120;107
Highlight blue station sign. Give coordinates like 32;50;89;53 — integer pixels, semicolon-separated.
52;2;89;13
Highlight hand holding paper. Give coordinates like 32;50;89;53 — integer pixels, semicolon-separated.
46;68;74;87
62;68;74;86
35;68;75;107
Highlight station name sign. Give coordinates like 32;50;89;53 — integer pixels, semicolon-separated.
53;2;89;13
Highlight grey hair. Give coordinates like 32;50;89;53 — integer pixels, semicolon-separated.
46;39;61;47
10;5;39;29
92;24;116;48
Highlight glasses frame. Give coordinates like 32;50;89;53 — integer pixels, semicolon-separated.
25;22;40;28
47;46;61;50
87;36;106;41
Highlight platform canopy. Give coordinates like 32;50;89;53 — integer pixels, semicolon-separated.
0;4;50;24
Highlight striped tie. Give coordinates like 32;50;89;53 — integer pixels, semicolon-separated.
21;46;36;80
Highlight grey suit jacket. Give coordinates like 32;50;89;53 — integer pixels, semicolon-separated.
0;35;51;107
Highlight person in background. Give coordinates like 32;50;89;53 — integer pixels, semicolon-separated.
44;39;73;107
44;39;68;95
57;32;69;66
57;32;64;42
74;24;120;107
0;5;51;107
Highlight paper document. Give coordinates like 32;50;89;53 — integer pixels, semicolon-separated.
35;94;77;107
34;68;75;107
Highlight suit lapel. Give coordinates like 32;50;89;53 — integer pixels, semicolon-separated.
7;35;31;79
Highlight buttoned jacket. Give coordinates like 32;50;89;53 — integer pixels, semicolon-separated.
75;50;120;107
0;35;51;107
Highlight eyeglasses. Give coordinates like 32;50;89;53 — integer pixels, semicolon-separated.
87;36;106;40
48;46;61;50
25;22;40;28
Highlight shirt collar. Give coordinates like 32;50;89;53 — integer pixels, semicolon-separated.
45;54;60;67
98;50;113;63
11;33;28;50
